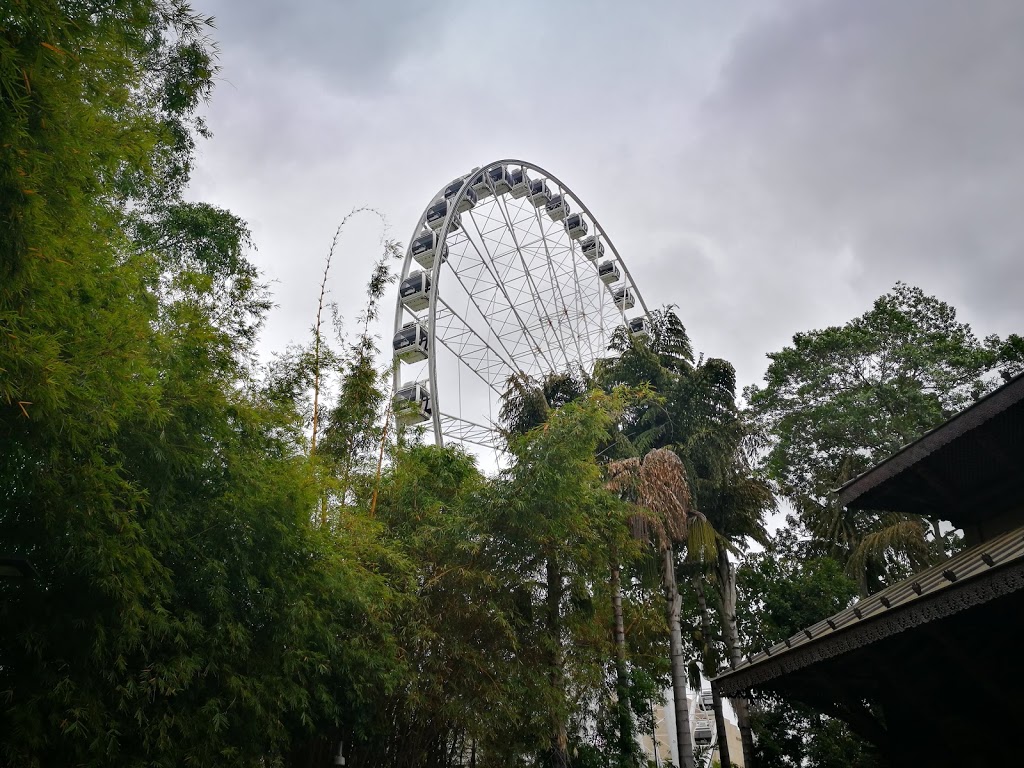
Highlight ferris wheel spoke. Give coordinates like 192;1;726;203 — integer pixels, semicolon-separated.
542;217;590;361
461;208;555;374
495;200;561;351
530;201;584;366
525;211;581;364
566;235;597;365
445;232;537;363
494;194;573;369
440;248;532;377
437;412;500;450
434;297;519;393
542;212;597;365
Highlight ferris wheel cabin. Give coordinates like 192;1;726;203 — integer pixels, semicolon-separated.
488;165;513;195
426;200;461;232
443;177;478;213
545;194;570;222
470;170;492;201
411;231;448;270
394;381;432;427
693;723;714;747
580;235;604;261
597;260;620;284
399;270;431;312
392;321;429;363
528;178;551;208
509;167;531;198
613;286;636;310
565;213;588;240
627;316;650;338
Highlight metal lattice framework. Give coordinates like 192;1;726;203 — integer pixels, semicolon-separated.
392;159;650;450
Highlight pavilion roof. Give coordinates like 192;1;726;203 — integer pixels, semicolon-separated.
835;372;1024;527
714;520;1024;697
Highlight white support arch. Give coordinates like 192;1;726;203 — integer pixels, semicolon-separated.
392;160;651;451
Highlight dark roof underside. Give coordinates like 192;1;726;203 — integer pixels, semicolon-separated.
836;372;1024;525
713;533;1024;766
714;521;1024;697
717;576;1024;765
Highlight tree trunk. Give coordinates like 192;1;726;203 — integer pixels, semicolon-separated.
715;545;755;768
546;554;570;768
611;555;636;765
693;576;731;768
663;545;696;768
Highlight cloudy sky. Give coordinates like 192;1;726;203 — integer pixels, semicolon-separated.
188;0;1024;397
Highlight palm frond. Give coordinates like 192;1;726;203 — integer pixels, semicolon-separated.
606;448;693;550
687;659;703;693
637;448;691;544
685;515;718;564
847;514;931;586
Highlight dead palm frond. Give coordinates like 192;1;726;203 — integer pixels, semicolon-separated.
606;448;694;550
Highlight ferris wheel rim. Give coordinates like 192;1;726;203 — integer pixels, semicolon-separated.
393;159;651;449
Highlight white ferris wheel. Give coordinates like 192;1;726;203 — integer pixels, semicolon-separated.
391;159;651;451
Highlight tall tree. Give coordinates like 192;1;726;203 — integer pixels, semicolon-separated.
0;4;394;766
691;441;774;768
598;309;770;767
501;370;653;768
496;387;628;768
607;449;707;768
335;443;525;768
745;282;1023;594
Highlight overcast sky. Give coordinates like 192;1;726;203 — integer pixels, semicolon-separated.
188;0;1024;398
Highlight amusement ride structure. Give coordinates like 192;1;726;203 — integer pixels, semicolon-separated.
391;159;652;450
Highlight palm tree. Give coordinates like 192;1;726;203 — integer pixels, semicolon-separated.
607;448;706;768
684;428;774;768
498;366;591;438
600;311;775;767
799;489;935;598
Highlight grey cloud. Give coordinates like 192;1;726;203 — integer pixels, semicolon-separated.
651;0;1024;386
206;0;451;92
189;0;1023;415
189;0;758;370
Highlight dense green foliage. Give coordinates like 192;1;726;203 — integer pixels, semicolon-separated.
598;309;773;768
6;4;1022;768
737;528;857;653
741;286;1022;763
745;282;1023;594
0;3;381;765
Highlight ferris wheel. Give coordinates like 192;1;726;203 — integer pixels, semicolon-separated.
391;159;651;450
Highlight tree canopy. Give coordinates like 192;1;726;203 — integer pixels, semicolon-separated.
0;3;381;765
745;282;1022;594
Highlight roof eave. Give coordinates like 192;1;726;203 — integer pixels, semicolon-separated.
836;372;1024;509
